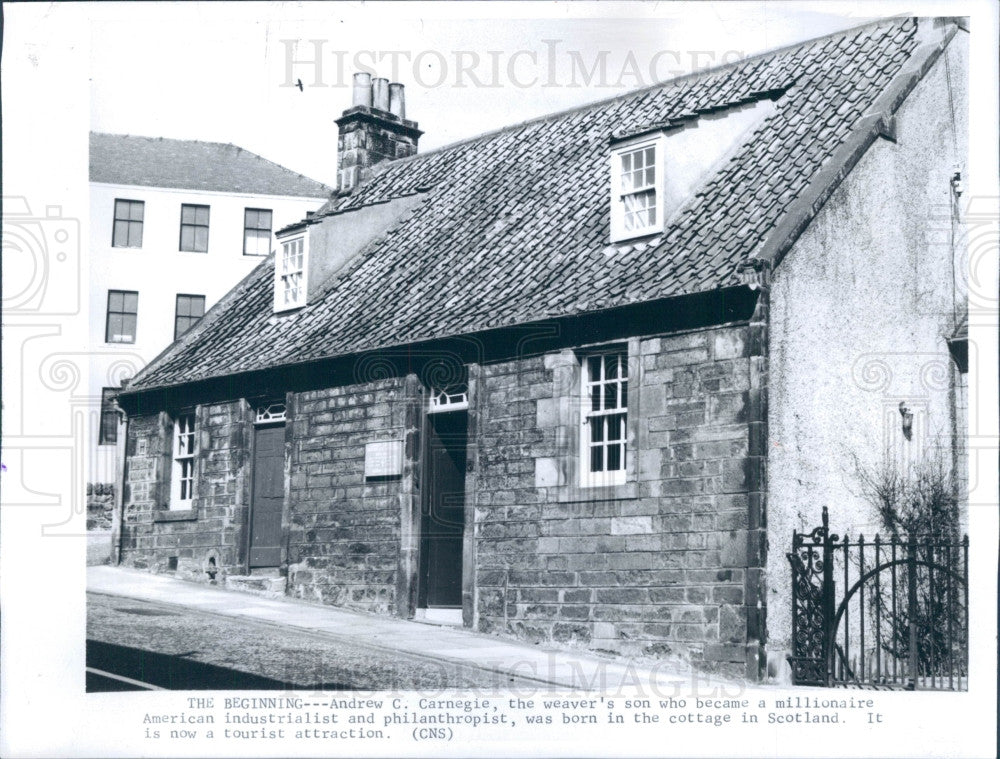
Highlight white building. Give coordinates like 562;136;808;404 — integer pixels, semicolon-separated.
89;132;331;484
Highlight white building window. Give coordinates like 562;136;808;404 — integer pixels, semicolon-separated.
169;412;197;510
275;236;307;311
244;208;273;256
610;136;665;242
179;204;210;253
581;352;628;487
112;199;144;248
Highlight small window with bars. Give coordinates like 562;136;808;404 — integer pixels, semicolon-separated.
279;237;306;308
169;412;197;509
244;208;273;256
174;294;206;340
179;204;210;252
581;352;628;486
112;199;144;248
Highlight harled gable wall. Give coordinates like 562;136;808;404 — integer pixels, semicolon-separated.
766;29;968;661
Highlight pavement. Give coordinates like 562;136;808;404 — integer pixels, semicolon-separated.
87;566;746;693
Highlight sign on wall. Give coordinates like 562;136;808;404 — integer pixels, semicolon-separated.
364;440;404;478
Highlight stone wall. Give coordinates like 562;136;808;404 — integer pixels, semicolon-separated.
285;377;417;615
87;483;115;531
118;401;248;580
473;324;761;676
116;326;765;676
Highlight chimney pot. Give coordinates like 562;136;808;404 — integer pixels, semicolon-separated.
352;72;372;107
372;77;390;112
388;83;406;119
337;73;421;192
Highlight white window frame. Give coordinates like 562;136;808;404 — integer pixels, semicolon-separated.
610;134;666;243
580;351;629;488
274;235;308;312
169;412;197;510
243;208;273;257
255;401;287;424
429;384;469;413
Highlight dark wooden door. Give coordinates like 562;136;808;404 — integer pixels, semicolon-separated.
249;424;285;568
420;411;467;607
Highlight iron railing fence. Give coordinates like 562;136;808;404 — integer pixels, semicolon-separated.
788;507;968;690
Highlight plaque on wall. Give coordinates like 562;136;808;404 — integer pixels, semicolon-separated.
364;440;404;478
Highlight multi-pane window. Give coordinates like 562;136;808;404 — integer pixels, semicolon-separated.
582;352;628;486
279;237;306;307
169;412;197;509
112;199;144;248
174;294;206;339
244;208;273;256
179;204;210;252
99;388;118;445
620;145;657;232
105;290;138;343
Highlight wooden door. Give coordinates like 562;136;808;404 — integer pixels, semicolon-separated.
249;424;285;568
420;411;467;607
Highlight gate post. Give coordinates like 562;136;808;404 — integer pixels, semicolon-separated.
787;506;837;686
820;506;834;687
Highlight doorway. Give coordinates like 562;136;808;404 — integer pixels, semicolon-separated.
249;423;284;568
419;409;468;610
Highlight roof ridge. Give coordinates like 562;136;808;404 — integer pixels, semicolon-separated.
373;15;920;172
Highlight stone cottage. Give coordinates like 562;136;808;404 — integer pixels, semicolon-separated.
112;17;968;680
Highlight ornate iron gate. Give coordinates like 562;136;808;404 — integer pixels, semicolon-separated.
788;507;968;690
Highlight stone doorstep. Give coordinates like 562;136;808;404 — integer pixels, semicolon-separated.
413;608;463;627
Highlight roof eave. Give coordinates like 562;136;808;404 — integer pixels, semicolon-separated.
117;284;759;405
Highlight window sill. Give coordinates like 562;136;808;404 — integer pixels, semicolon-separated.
154;509;197;522
555;480;638;503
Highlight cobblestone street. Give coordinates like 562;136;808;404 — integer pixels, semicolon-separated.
87;593;531;692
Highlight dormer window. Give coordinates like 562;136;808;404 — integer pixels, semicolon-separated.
610;135;666;242
275;236;307;311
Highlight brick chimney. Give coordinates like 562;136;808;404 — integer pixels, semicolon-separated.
335;72;422;192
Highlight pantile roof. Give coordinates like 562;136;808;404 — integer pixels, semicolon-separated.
125;17;956;394
90;133;332;198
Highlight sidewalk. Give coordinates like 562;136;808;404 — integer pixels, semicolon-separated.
87;566;746;694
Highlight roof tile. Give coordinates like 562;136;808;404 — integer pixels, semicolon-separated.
128;18;923;392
